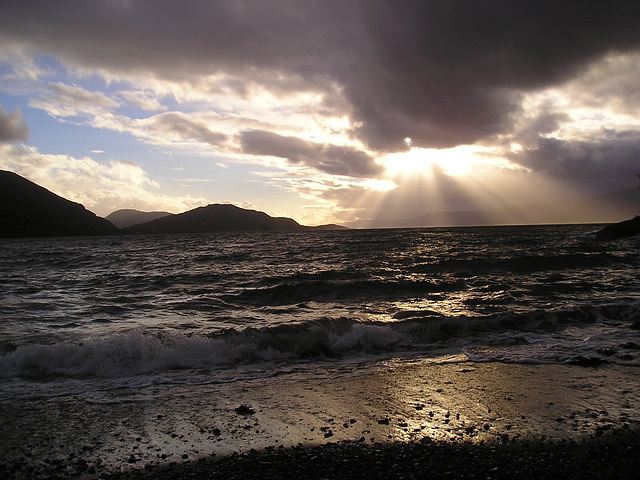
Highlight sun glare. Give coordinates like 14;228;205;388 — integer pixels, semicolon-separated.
383;145;484;177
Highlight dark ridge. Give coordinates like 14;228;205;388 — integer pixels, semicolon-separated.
0;170;118;238
595;216;640;241
122;204;305;234
105;209;173;228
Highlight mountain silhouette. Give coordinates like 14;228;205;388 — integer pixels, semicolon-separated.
0;171;344;238
0;170;118;238
106;209;172;228
122;204;305;234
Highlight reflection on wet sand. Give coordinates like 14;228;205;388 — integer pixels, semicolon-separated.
2;359;639;478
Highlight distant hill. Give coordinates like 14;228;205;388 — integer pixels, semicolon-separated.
123;204;306;234
106;209;172;228
356;188;640;228
0;170;118;238
309;224;350;231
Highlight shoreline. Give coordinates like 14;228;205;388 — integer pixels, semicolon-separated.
2;359;640;478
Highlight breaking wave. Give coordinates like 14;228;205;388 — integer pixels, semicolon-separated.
2;301;639;382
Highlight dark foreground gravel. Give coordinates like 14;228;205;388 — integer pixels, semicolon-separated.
105;428;640;480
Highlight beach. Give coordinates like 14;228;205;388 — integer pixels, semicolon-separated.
2;359;640;479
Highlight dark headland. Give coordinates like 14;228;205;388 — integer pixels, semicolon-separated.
0;170;118;238
595;215;640;240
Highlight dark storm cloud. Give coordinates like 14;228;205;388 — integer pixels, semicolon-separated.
239;130;383;177
2;1;640;153
349;1;640;151
0;106;29;142
511;130;640;180
0;0;351;89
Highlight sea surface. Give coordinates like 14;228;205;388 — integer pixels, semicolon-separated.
1;225;639;402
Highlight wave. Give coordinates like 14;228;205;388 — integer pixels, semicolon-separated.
0;319;401;380
227;278;468;306
411;252;627;275
1;301;639;382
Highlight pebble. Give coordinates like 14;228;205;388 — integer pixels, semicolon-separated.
100;428;640;480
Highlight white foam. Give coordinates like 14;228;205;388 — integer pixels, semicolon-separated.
462;323;640;366
2;302;638;396
0;321;408;381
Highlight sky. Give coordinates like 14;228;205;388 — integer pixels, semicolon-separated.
1;1;640;227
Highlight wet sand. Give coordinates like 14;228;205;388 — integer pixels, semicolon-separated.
2;359;640;479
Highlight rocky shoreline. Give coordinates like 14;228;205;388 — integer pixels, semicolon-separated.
105;428;640;480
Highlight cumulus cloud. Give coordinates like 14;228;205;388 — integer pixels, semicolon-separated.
239;130;383;177
29;82;118;117
116;90;167;112
0;52;51;87
0;106;29;142
26;82;229;151
142;112;227;147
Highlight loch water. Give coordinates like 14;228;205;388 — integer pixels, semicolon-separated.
1;224;639;401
